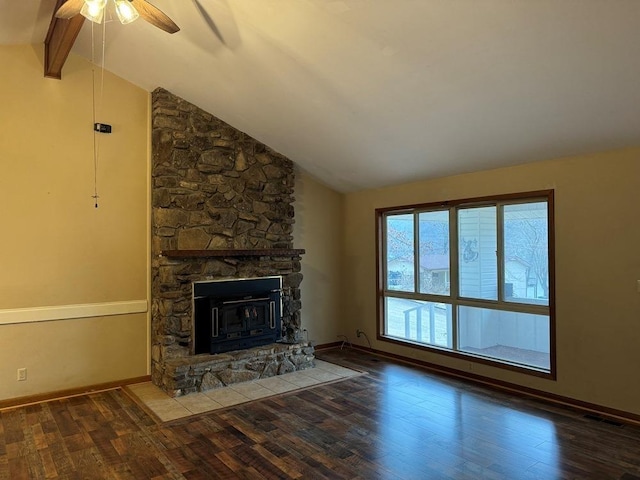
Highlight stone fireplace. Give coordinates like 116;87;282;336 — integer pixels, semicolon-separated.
151;88;314;397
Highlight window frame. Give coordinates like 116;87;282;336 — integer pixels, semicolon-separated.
376;190;556;379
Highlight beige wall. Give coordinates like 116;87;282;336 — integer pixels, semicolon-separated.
343;149;640;415
294;170;344;345
0;45;149;400
2;45;638;418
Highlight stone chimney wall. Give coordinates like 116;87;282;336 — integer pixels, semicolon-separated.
150;88;309;395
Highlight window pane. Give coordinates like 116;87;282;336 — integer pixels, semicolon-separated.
418;210;450;295
386;214;415;292
458;207;497;300
385;297;452;347
458;306;550;370
503;202;549;306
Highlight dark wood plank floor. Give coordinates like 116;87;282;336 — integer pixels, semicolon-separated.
1;349;640;479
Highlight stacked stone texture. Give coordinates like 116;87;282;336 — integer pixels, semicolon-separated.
151;88;312;396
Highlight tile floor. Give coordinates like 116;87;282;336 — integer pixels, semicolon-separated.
125;359;363;423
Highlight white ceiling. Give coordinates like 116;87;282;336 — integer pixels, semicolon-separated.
3;0;640;192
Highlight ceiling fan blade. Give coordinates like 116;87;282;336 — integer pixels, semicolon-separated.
55;0;86;19
131;0;180;34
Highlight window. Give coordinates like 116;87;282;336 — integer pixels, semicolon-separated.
377;191;554;377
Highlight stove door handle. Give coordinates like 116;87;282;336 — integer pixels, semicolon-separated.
269;301;276;329
211;307;219;337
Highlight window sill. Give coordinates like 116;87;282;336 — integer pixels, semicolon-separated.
379;334;555;380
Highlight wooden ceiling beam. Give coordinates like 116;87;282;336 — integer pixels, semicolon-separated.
44;0;85;79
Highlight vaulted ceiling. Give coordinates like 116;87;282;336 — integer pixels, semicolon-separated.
3;0;640;192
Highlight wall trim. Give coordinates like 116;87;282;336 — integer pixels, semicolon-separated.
0;375;151;410
0;300;148;326
338;345;640;427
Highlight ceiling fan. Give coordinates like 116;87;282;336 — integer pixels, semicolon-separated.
55;0;180;34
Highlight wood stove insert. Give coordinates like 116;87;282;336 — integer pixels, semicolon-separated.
193;276;282;354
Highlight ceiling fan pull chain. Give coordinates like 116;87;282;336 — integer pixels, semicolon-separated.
90;21;99;208
90;19;107;208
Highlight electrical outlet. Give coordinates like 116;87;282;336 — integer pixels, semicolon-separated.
17;368;27;381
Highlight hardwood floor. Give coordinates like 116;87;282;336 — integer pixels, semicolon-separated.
1;349;640;479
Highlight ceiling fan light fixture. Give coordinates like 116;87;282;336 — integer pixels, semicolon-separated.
115;0;140;25
80;0;107;23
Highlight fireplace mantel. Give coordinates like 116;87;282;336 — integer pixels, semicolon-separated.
161;249;305;258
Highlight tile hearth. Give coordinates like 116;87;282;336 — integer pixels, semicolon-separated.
125;360;363;423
